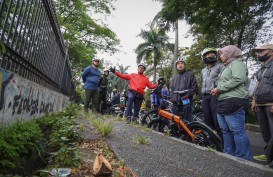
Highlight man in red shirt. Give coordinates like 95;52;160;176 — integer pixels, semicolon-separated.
110;63;157;123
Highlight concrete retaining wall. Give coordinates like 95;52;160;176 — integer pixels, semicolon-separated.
0;68;70;125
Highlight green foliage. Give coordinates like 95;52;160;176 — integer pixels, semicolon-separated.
55;0;120;85
158;0;273;52
0;121;44;170
48;118;79;150
91;119;113;137
74;87;85;104
0;104;81;174
156;51;174;91
108;64;130;94
49;143;80;167
184;44;207;89
135;23;174;83
62;104;81;117
45;104;81;168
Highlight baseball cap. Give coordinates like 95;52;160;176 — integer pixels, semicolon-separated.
253;44;273;51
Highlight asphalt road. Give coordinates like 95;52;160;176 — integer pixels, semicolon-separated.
78;116;273;176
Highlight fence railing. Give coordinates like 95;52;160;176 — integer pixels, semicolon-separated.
0;0;74;97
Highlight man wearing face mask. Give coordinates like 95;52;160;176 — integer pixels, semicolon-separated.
251;44;273;162
200;48;224;140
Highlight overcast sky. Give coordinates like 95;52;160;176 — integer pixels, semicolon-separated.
98;0;194;73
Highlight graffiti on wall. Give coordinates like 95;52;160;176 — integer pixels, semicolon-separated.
0;68;69;124
0;69;14;110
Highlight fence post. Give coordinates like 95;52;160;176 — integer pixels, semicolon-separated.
59;42;69;92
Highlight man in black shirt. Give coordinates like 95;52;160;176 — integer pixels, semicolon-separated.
97;69;109;114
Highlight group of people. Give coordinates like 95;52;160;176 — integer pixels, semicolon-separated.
82;43;273;164
81;58;119;115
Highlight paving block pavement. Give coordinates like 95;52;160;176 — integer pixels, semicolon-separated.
78;117;273;177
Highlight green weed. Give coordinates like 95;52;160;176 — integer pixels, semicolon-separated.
134;135;151;145
91;119;113;137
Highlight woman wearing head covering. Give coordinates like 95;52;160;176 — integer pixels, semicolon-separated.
211;45;253;161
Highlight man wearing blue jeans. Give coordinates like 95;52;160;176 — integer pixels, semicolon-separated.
110;63;157;123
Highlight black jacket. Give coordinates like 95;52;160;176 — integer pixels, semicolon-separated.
255;59;273;103
98;75;108;92
170;70;198;103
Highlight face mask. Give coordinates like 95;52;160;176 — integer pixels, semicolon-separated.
203;56;217;64
258;53;270;62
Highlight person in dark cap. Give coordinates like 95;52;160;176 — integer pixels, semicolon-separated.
251;44;273;162
82;58;101;113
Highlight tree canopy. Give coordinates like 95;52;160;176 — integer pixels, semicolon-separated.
55;0;120;81
135;23;173;83
152;0;273;81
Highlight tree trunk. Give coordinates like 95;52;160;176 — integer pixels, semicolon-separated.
153;60;157;83
173;20;179;77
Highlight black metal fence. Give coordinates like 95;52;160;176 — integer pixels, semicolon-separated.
0;0;74;97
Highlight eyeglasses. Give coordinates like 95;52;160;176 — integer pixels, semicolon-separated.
93;60;100;62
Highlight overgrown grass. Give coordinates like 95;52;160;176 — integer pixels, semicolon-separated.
134;135;151;145
91;118;113;137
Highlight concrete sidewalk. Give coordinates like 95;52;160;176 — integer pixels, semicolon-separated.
245;123;261;132
80;118;273;177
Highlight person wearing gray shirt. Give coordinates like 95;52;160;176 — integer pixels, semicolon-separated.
201;48;224;139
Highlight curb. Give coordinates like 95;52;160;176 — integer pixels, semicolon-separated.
245;123;260;132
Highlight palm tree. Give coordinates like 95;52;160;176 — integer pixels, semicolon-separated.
108;64;130;95
135;23;173;83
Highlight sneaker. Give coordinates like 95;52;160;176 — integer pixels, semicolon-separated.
253;154;267;162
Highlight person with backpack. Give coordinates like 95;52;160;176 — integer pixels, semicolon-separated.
82;58;101;113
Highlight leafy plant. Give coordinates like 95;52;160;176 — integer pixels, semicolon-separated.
43;105;82;169
50;143;80;167
0;121;44;170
